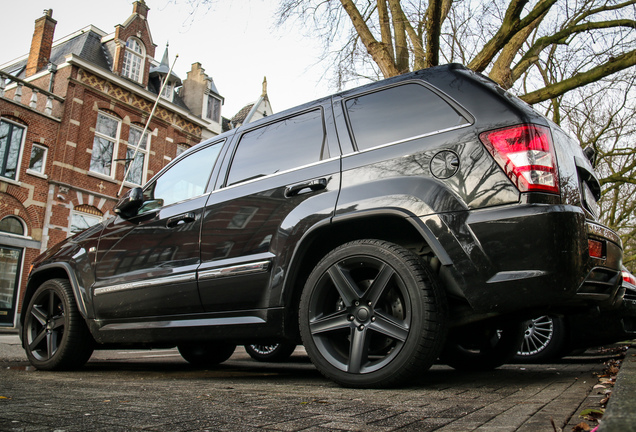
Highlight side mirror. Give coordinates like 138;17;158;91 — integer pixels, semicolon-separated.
114;187;144;219
583;147;597;168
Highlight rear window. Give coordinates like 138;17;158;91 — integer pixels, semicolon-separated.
345;83;470;151
227;109;327;186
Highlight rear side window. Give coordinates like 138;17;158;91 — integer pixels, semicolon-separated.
345;83;470;151
226;109;327;186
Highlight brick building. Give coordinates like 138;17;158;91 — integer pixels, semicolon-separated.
0;1;226;328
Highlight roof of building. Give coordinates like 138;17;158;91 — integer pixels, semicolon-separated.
149;44;181;85
230;103;255;125
1;25;191;113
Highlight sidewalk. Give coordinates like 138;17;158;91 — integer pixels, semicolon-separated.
598;345;636;431
1;333;634;431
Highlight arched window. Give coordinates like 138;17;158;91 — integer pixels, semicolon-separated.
0;216;25;236
70;205;103;234
121;37;145;83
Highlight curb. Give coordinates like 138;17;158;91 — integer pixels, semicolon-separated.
598;346;636;431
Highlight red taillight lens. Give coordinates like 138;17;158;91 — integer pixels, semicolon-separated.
623;270;636;286
479;124;559;194
588;239;604;258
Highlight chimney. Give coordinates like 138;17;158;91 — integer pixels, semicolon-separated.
133;1;149;19
26;9;57;78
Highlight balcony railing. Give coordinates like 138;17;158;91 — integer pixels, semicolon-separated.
0;71;64;118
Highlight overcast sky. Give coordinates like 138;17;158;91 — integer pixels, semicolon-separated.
1;0;332;118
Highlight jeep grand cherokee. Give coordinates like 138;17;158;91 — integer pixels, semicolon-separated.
21;64;622;388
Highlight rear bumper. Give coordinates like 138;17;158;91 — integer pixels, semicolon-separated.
436;204;623;316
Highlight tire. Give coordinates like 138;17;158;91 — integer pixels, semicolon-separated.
514;315;568;362
299;240;448;388
245;342;297;362
178;342;236;366
22;278;94;370
440;320;525;371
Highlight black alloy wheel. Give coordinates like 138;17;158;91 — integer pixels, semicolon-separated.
300;240;447;388
22;278;94;370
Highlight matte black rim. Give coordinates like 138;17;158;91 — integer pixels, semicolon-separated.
307;255;411;374
26;289;66;362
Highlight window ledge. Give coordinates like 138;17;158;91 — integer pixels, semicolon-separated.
87;171;118;184
26;170;48;180
0;177;22;187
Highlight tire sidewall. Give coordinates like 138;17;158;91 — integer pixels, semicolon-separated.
22;279;85;370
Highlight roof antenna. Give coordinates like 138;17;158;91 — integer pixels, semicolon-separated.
117;53;179;197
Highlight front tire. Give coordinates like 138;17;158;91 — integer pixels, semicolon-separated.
22;278;94;370
299;240;448;388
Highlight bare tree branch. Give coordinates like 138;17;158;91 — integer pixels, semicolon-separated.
520;49;636;104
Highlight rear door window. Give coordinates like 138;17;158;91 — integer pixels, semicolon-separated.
226;109;327;186
345;83;470;151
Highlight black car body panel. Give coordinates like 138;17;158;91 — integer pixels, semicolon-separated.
23;64;622;349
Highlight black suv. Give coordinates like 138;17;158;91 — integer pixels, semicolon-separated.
21;64;623;388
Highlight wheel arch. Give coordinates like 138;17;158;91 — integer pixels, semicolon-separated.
21;263;90;328
279;209;453;335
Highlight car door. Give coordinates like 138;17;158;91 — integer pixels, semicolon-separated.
91;141;225;320
197;106;342;313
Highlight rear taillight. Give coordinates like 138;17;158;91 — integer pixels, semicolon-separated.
479;124;559;194
623;270;636;286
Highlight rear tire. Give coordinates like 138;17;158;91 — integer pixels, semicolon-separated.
22;278;94;370
299;240;448;388
178;342;236;366
441;321;525;371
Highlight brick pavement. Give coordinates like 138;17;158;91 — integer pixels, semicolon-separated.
0;335;612;432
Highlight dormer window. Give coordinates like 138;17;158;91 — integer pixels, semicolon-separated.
160;80;174;101
122;37;145;83
206;95;222;123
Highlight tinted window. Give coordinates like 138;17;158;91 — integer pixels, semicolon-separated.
345;83;470;151
226;110;326;186
142;141;223;209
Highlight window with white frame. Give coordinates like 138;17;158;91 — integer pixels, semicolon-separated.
0;216;25;236
125;126;149;185
176;143;189;157
206;95;222;123
70;205;103;234
121;37;145;83
0;119;26;181
27;144;48;175
160;80;174;101
90;112;120;177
